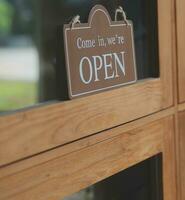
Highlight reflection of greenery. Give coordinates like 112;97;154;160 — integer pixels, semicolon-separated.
12;0;35;36
0;80;37;111
0;0;13;35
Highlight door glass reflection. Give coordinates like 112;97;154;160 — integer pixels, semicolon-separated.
0;0;38;111
0;0;159;112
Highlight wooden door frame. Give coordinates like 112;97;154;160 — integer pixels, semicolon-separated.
175;0;185;199
176;0;185;103
0;113;176;200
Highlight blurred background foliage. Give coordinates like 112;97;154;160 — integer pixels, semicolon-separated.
0;0;37;112
0;80;36;110
0;0;13;36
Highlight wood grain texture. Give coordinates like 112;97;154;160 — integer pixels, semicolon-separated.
0;118;165;200
176;0;185;103
158;0;174;107
163;116;177;200
178;102;185;112
178;111;185;200
0;79;163;167
0;107;175;179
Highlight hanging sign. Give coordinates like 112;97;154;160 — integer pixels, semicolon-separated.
64;5;137;99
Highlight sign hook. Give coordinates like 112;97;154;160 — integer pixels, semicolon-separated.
70;15;81;29
115;6;129;25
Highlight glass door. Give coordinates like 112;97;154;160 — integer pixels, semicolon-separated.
0;2;176;200
0;0;174;167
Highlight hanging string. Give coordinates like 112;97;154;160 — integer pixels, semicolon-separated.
115;6;129;25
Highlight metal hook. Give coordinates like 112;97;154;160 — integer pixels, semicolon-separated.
71;15;81;29
115;6;129;25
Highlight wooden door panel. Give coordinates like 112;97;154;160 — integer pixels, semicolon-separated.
178;111;185;200
177;0;185;103
0;116;176;200
0;79;162;167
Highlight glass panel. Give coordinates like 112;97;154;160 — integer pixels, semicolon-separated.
64;154;163;200
0;0;38;112
0;0;159;112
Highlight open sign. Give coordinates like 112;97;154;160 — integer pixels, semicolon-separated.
64;5;137;99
